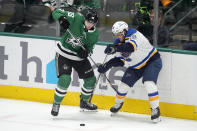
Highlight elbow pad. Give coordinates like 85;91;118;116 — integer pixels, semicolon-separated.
116;42;134;52
107;57;124;67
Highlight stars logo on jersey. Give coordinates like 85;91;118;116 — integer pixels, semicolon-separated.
66;36;83;48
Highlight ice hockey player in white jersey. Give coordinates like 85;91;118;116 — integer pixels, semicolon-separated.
97;21;162;123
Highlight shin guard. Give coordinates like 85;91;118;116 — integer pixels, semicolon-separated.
81;76;96;101
116;82;130;104
53;74;71;104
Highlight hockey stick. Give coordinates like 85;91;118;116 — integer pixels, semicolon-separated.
89;54;108;102
67;29;117;92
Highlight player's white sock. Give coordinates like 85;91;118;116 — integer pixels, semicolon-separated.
144;81;159;109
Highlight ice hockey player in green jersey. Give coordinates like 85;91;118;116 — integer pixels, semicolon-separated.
51;9;99;116
42;0;100;25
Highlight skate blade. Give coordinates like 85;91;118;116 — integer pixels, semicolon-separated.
80;108;98;112
51;112;58;117
110;112;118;116
152;117;161;123
51;115;58;117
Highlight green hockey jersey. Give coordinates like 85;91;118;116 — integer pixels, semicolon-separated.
52;9;99;61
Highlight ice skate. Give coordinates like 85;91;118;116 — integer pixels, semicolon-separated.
151;107;161;123
80;99;97;112
51;103;60;116
110;102;123;115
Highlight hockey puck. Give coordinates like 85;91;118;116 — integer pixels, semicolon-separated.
80;123;85;126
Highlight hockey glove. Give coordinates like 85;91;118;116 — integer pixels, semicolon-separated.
77;47;89;58
59;16;70;30
98;57;124;73
104;44;117;55
97;64;110;73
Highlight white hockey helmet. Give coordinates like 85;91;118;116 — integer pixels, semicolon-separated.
112;21;128;36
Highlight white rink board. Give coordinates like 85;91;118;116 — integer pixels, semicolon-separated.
0;35;197;106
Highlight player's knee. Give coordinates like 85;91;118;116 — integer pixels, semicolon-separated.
83;76;96;90
144;81;158;93
58;74;71;90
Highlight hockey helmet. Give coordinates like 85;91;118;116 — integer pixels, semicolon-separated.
85;9;98;24
112;21;128;36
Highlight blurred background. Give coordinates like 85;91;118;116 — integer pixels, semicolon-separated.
0;0;196;49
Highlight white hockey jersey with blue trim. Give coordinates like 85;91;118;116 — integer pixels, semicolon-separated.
115;28;158;69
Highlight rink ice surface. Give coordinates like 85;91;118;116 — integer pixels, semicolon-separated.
0;98;196;131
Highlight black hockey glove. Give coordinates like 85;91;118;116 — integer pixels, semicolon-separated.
59;16;70;30
104;44;117;55
97;64;110;73
77;47;89;58
97;57;124;73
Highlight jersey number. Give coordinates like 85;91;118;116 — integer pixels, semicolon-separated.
68;12;74;18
